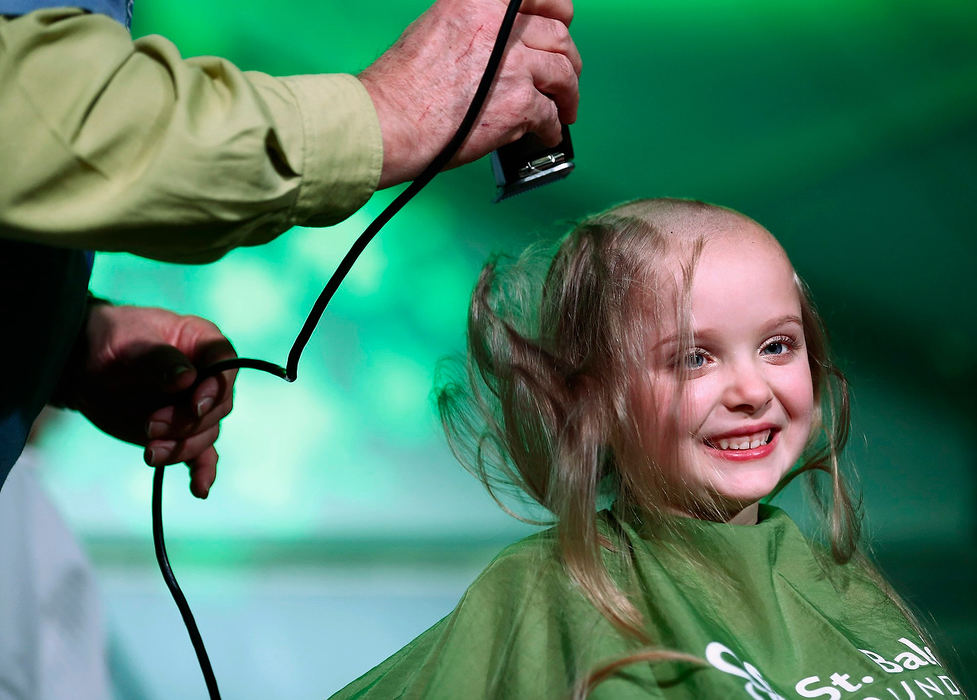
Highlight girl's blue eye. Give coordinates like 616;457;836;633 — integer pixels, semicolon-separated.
761;338;792;356
684;351;706;369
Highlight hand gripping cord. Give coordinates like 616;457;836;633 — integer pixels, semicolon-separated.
152;1;525;697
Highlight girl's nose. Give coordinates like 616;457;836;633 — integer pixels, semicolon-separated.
722;359;773;413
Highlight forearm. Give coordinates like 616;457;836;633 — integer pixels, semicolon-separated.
0;8;382;263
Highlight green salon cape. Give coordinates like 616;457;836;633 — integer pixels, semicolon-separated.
331;506;963;699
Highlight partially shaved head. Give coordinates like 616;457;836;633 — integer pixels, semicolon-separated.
610;197;783;251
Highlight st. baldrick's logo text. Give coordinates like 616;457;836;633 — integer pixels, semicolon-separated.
706;637;964;700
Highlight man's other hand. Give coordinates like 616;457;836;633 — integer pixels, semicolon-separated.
69;305;237;499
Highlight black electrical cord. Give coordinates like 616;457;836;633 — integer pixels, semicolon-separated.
152;1;525;698
152;466;221;699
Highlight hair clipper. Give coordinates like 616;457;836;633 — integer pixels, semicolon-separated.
491;125;574;202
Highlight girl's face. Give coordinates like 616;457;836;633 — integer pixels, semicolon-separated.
642;227;815;521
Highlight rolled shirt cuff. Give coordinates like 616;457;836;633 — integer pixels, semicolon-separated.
274;72;383;227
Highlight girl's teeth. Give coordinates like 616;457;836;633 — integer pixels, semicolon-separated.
712;430;771;451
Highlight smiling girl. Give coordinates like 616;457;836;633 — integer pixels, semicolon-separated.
331;199;962;699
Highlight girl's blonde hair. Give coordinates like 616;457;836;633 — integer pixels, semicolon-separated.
437;197;859;650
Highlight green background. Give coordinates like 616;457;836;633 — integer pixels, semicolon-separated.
34;0;976;696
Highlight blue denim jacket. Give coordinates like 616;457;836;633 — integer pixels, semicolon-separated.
0;0;131;27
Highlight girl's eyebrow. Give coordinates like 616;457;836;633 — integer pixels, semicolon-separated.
764;314;804;332
652;314;803;351
692;315;805;341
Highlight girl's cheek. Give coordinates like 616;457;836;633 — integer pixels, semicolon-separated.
790;365;816;423
679;382;709;425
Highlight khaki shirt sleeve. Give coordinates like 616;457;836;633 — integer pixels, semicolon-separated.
0;8;383;263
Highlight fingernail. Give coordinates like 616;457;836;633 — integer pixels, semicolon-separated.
195;397;215;417
146;420;169;439
145;444;173;466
